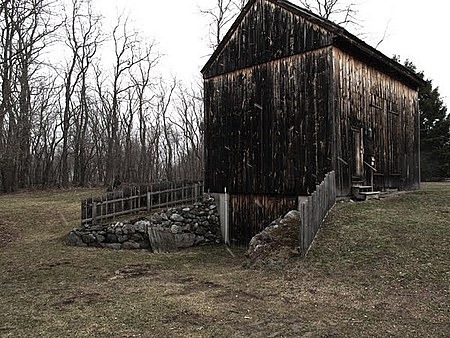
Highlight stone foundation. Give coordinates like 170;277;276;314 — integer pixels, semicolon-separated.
67;196;221;252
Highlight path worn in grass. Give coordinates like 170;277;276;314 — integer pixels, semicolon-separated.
0;184;449;337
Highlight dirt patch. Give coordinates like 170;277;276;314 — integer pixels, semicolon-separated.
0;220;19;247
111;264;161;279
53;290;107;307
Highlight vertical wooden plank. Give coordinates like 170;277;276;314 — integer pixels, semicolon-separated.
92;201;97;225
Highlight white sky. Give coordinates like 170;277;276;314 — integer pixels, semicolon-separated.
93;0;449;109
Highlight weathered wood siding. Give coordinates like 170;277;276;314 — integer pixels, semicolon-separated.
204;47;333;195
229;194;298;246
203;0;333;78
332;47;420;195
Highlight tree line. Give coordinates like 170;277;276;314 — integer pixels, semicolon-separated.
0;0;204;192
1;0;448;193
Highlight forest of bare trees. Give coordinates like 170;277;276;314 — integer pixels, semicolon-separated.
0;0;204;192
2;0;446;193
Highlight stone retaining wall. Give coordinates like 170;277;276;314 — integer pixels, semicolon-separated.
67;196;221;252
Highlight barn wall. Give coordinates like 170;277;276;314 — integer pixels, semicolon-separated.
332;47;420;195
204;47;333;195
204;0;333;78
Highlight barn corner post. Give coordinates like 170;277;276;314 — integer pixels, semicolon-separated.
416;89;421;189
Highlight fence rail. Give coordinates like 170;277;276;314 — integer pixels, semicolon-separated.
81;182;204;226
298;171;336;256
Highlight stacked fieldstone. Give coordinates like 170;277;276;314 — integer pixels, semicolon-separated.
67;196;221;252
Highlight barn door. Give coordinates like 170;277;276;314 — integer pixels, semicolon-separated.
351;127;364;179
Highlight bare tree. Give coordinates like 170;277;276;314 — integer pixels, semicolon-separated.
0;0;58;191
201;0;245;49
104;15;154;187
171;83;204;181
157;78;177;181
130;43;159;183
297;0;359;27
72;0;102;186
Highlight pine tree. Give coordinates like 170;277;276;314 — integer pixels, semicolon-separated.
400;59;450;180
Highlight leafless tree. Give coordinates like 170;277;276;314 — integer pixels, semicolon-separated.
0;0;58;192
171;83;204;181
297;0;360;27
201;0;246;49
130;43;159;183
157;78;177;181
104;14;153;187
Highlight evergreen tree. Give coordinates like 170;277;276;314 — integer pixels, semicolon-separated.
398;58;450;180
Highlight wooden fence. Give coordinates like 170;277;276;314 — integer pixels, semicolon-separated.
298;171;336;256
81;182;204;226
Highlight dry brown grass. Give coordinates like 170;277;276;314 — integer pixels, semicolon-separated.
0;183;449;337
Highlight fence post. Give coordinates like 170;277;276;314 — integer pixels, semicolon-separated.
92;201;97;225
223;187;229;245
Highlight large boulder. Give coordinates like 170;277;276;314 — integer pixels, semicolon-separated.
245;210;301;268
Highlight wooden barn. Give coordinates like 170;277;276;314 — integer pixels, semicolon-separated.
202;0;424;245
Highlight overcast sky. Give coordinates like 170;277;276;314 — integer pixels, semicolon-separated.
93;0;449;109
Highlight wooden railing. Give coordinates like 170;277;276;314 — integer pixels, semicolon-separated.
81;181;204;226
298;171;336;256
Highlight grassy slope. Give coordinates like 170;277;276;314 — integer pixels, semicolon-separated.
0;184;448;337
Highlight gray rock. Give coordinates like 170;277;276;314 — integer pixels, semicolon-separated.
205;232;216;240
134;220;149;233
89;225;104;231
123;223;136;235
95;234;106;243
117;235;130;243
194;235;205;245
67;231;85;246
150;214;163;222
181;224;192;233
195;227;207;236
171;224;181;234
209;204;217;210
170;213;184;222
81;233;96;244
281;210;301;223
174;233;196;248
106;233;117;243
122;241;141;250
115;227;123;235
131;233;144;242
161;221;171;228
182;207;191;212
160;213;169;221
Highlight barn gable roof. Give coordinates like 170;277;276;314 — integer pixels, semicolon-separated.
201;0;423;88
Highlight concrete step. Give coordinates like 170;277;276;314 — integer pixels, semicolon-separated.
360;191;380;200
352;185;373;190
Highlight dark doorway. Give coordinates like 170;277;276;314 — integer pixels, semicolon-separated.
351;127;364;179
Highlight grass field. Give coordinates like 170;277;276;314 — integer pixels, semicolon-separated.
0;184;449;337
